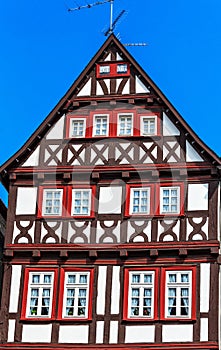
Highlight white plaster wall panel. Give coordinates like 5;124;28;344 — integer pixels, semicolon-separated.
96;221;120;243
98;186;122;214
157;220;180;241
7;319;15;342
72;149;86;165
163;113;180;136
13;221;35;244
109;321;118;343
127;220;151;242
22;324;52;343
40;221;62;243
116;52;123;61
200;263;210;312
103;79;110;93
122;79;130;95
96;266;107;315
104;53;111;61
16;187;37;215
9;265;22;313
22;145;40;167
125;325;155;343
135;76;150;94
68;221;91;243
188;184;208;211
163;143;180;162
111;266;120;314
96;321;104;343
162;324;193;342
139;145;154;164
59;325;89;343
186;217;208;240
186;141;204;162
77;78;91;96
46;114;65;139
97;81;105;95
200;318;208;341
116;78;123;92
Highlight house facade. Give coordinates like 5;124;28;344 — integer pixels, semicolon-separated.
0;34;220;350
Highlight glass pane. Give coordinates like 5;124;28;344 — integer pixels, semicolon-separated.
144;274;152;283
32;275;40;283
68;275;76;283
132;274;140;283
44;275;52;284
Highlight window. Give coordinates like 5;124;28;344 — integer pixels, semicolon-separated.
71;188;92;216
130;187;150;214
99;65;110;75
141;116;157;135
118;113;133;136
70;119;86;138
93;114;109;136
42;189;63;216
161;267;196;320
117;63;128;74
58;268;94;320
21;268;58;320
160;186;180;214
96;62;130;78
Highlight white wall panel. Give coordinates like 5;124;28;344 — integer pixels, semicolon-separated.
111;266;120;314
109;321;118;343
16;187;37;215
200;318;208;341
188;183;208;211
163;113;180;136
98;186;122;214
96;321;104;344
9;265;22;313
96;266;107;315
162;324;193;342
125;325;155;343
22;146;40;167
186;142;203;162
22;324;52;343
59;325;89;343
46;114;65;139
7;319;15;342
200;263;210;312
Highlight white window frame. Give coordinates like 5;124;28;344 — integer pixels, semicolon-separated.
117;113;133;136
128;270;155;319
140;115;157;136
130;187;150;215
63;271;90;318
160;186;180;214
42;189;63;216
165;270;192;318
26;272;54;318
71;188;92;216
99;65;110;75
117;63;128;74
69;118;86;138
93;114;109;137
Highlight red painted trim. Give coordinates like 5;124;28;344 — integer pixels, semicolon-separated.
137;112;161;136
20;267;58;321
155;182;185;216
57;267;94;321
65;114;91;139
160;266;196;321
37;186;67;218
96;62;130;78
125;183;155;217
90;110;111;137
67;185;96;218
123;267;159;321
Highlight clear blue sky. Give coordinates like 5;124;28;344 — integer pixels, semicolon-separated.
0;0;221;204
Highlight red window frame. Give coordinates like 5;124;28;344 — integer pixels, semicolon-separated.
160;266;196;321
135;112;161;137
67;185;96;218
155;182;185;216
21;267;58;321
65;114;91;139
57;267;94;321
125;184;154;217
96;62;130;79
37;186;67;218
123;267;159;321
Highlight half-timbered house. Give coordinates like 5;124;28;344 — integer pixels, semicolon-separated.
0;34;220;350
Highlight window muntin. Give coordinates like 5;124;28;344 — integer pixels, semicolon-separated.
165;270;192;318
93;114;109;136
160;186;180;214
70;118;86;138
141;116;157;135
99;65;110;75
71;189;92;216
63;272;90;318
117;63;128;74
128;271;155;318
118;113;133;136
26;272;54;318
42;189;63;216
130;187;150;214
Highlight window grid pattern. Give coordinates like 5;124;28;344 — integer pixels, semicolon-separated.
130;188;150;214
128;271;154;318
43;189;62;216
160;186;180;214
142;117;156;135
99;65;110;74
94;115;108;136
27;272;54;317
118;114;133;136
165;271;191;318
72;189;91;216
70;119;85;137
117;64;128;73
63;272;90;318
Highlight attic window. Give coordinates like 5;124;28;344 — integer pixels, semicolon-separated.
99;65;110;75
117;64;128;74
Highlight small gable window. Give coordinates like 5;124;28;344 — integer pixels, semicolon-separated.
117;63;128;74
70;119;86;138
99;65;110;75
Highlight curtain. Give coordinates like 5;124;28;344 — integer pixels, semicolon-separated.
44;275;52;284
68;274;76;284
132;274;140;283
144;274;152;283
32;275;40;283
79;275;87;284
181;288;189;315
168;288;176;315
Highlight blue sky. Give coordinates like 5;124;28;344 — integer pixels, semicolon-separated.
0;0;221;204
